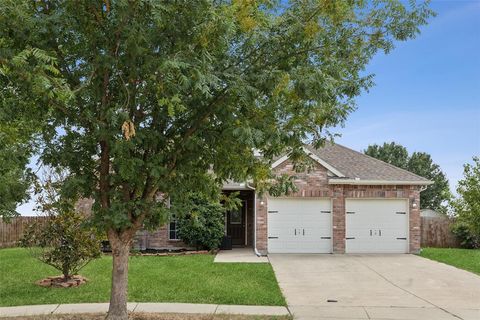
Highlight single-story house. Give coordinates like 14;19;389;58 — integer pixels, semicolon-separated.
135;143;433;254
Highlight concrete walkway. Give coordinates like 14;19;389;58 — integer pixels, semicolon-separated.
0;302;289;318
214;248;269;263
269;254;480;320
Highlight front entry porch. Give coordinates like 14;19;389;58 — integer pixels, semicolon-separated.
214;248;268;263
222;188;255;248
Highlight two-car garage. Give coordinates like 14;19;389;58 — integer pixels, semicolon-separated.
267;198;409;254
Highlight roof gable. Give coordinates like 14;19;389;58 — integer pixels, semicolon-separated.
273;143;433;185
271;146;345;178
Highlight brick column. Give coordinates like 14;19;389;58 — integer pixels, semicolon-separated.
332;185;345;253
255;195;268;254
409;188;421;253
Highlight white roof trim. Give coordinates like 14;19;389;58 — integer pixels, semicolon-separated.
271;154;290;169
271;147;345;178
328;179;434;186
303;147;345;177
222;181;256;190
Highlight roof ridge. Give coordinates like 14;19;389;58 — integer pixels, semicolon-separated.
332;143;430;181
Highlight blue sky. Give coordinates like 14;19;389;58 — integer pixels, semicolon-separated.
17;0;480;215
336;0;480;193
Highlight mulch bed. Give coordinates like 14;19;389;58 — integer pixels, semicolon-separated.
131;250;210;257
101;241;213;257
102;247;213;257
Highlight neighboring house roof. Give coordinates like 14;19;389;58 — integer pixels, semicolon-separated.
420;209;443;218
273;143;433;185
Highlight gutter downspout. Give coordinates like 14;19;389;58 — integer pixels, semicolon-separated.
253;192;263;257
417;185;429;255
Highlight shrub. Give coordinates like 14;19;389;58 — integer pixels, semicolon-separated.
451;221;480;249
174;193;225;250
450;157;480;249
19;168;101;281
20;211;102;280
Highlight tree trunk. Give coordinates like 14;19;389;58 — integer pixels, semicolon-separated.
106;232;131;320
62;269;70;282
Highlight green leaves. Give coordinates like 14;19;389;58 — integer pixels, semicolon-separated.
365;142;409;170
175;192;226;250
158;95;186;118
0;0;434;232
408;151;452;211
365;142;451;211
20;210;102;278
0;3;436;315
451;157;480;248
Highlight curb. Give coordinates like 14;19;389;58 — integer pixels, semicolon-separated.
0;303;290;318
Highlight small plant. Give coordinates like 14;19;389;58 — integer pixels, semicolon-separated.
174;193;227;251
21;211;102;281
20;168;101;282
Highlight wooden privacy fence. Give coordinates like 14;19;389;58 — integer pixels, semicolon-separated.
421;216;460;248
0;216;48;248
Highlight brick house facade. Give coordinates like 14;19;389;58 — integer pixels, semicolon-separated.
254;159;421;254
134;143;429;254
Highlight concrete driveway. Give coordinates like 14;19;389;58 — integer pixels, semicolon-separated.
269;254;480;320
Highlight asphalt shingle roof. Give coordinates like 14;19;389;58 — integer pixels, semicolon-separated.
303;143;431;183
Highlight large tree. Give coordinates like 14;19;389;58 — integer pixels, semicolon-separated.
365;142;450;211
0;1;433;319
364;142;409;169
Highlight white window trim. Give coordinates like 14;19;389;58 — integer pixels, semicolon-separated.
168;219;180;241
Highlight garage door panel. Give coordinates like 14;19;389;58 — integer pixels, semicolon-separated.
267;198;332;254
346;199;408;254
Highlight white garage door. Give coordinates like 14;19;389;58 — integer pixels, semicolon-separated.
346;199;409;253
267;198;332;253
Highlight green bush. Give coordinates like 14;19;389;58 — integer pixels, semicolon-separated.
174;193;225;251
20;211;102;280
451;221;480;249
450;157;480;249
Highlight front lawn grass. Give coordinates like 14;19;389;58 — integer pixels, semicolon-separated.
420;247;480;275
0;248;285;307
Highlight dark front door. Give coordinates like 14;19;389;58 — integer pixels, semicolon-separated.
226;202;246;246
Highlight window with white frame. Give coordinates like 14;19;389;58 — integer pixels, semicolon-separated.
169;219;179;240
167;197;180;240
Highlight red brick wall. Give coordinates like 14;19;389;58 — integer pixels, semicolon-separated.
409;189;421;253
257;159;422;254
133;225;189;250
256;196;268;253
135;190;255;251
135;159;422;254
332;185;345;253
274;160;333;198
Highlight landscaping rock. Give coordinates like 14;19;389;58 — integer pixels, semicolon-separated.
127;249;210;257
35;275;88;288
